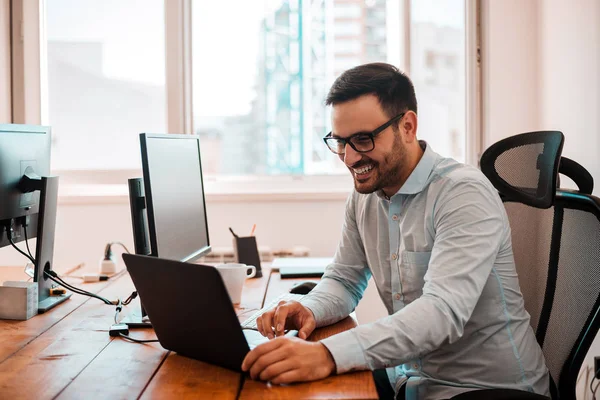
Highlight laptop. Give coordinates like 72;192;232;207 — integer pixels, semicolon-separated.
122;253;296;372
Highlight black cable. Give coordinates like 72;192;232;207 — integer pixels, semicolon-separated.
114;299;122;324
122;291;138;306
6;228;36;265
46;275;104;301
50;274;113;305
6;229;134;323
44;271;113;305
111;242;131;254
118;333;160;343
104;241;131;261
46;273;111;304
23;224;34;261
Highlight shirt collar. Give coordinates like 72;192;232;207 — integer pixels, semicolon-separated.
376;140;438;199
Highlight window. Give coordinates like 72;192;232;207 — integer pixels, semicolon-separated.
335;39;363;54
410;0;466;162
334;4;363;19
30;0;470;180
46;0;166;171
334;21;362;36
192;0;408;176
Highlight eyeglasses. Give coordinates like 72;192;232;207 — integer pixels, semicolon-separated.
323;113;406;155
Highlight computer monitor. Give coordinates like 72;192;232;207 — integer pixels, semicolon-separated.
0;124;71;313
123;133;211;327
139;133;211;262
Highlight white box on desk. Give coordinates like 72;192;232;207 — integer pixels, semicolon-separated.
0;281;38;320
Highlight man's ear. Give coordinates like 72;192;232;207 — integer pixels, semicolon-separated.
401;111;418;143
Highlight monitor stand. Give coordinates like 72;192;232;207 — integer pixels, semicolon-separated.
38;293;72;313
29;176;72;313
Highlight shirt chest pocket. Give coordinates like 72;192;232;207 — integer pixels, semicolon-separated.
400;251;432;300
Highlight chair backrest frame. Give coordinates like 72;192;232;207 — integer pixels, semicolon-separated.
481;131;600;399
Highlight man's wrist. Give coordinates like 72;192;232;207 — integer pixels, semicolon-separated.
320;342;337;376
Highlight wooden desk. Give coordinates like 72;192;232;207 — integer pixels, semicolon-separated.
0;266;377;399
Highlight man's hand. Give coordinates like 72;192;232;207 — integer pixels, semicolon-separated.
256;300;316;339
242;336;336;384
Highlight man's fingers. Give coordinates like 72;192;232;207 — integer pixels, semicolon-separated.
259;310;275;339
258;359;296;382
270;369;304;385
273;304;290;337
241;337;285;372
256;316;265;337
248;345;290;380
298;317;316;340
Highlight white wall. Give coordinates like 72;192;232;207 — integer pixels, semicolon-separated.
0;195;347;269
482;0;600;397
539;0;600;197
481;0;541;147
538;1;600;398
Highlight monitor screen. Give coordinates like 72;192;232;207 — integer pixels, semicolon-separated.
140;133;210;262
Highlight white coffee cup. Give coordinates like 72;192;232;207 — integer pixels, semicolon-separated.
215;263;256;304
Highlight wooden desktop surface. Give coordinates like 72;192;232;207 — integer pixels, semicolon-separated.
0;265;377;399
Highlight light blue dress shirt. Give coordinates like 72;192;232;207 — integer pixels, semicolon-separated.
300;142;550;400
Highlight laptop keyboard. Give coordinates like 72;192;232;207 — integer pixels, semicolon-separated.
241;292;305;330
243;328;299;349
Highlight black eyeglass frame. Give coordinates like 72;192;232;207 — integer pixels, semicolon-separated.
323;112;406;155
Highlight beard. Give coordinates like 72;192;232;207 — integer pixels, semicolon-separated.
350;134;408;195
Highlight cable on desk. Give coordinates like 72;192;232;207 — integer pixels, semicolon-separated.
118;333;160;343
113;291;138;324
121;291;138;306
45;271;114;305
4;223;116;306
114;299;123;324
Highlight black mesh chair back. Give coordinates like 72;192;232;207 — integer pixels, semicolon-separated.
480;131;600;399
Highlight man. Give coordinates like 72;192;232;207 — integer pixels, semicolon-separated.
241;63;549;399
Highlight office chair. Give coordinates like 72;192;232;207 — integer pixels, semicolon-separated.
451;131;600;400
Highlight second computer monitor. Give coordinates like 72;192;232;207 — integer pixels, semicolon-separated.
140;133;211;262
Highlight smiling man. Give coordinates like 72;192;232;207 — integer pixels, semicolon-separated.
241;63;550;400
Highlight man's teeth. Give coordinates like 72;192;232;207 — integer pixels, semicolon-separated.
354;164;374;175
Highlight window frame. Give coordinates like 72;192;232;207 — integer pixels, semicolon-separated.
0;0;11;122
12;0;481;200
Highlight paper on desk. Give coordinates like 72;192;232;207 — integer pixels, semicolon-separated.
270;257;333;271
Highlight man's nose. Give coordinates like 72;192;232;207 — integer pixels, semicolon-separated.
343;144;361;166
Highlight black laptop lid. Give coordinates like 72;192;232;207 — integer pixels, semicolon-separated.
122;253;250;371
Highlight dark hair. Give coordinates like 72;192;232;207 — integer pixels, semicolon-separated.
325;63;417;117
